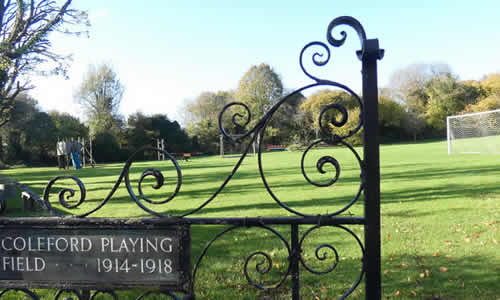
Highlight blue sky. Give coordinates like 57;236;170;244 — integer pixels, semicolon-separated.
30;0;500;123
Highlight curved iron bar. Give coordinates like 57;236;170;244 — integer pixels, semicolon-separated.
300;139;363;217
256;82;364;217
54;289;82;300
326;16;366;51
299;16;366;83
299;41;331;83
43;176;86;212
90;290;118;300
318;100;363;142
20;16;367;219
179;130;258;217
0;288;39;299
218;102;253;143
123;147;182;216
299;225;365;300
0;176;48;214
136;291;180;300
137;168;165;204
190;225;291;294
41;146;181;217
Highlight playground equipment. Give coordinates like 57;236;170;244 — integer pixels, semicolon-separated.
156;138;166;160
56;137;95;169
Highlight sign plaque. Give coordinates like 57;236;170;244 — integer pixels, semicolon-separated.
0;220;190;291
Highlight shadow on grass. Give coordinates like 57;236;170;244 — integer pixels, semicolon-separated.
381;253;499;299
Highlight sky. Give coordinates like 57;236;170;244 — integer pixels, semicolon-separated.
29;0;500;124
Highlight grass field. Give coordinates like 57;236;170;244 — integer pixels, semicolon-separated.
0;139;498;299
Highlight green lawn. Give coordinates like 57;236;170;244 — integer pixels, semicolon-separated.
0;140;498;299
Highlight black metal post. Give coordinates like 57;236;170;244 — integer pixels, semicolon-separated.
81;290;90;300
361;38;383;300
291;224;300;300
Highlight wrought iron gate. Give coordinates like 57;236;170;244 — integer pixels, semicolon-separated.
0;16;383;299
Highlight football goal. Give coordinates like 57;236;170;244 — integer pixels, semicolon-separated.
447;109;500;154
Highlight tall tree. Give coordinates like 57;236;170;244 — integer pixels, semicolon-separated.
0;94;57;164
300;89;357;132
378;95;406;138
185;91;232;153
185;91;230;125
49;111;88;139
0;0;89;127
424;73;473;131
235;64;283;127
480;73;500;95
389;63;452;114
74;63;124;137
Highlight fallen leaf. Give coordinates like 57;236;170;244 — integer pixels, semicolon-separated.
394;290;401;296
464;238;471;243
425;269;431;277
433;252;439;257
384;269;390;274
419;273;425;278
386;234;392;238
492;238;498;245
401;263;408;268
440;267;448;272
445;254;452;258
411;290;417;296
389;257;393;261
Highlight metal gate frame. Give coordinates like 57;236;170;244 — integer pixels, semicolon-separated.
0;16;383;299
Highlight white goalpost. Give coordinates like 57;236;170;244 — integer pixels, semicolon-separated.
447;109;500;154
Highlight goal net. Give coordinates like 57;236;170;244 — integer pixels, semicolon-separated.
447;109;500;154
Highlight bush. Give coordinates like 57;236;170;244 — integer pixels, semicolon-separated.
93;132;122;163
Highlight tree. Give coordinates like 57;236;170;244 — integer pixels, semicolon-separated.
24;110;57;162
300;89;358;132
480;73;500;95
402;112;426;142
0;93;37;162
462;94;500;113
184;91;232;153
389;63;451;114
378;95;406;139
0;93;57;164
460;74;500;114
127;112;191;159
0;0;89;127
185;91;230;124
424;73;473;131
49;111;88;139
291;109;315;146
151;114;190;153
74;63;124;137
127;111;154;158
235;64;283;128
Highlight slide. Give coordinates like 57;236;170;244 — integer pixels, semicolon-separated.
70;151;82;169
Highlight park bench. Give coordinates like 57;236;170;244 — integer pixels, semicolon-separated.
266;144;286;151
172;152;191;161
